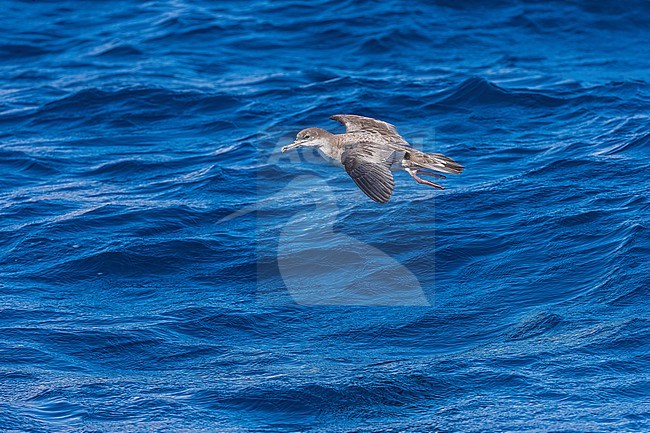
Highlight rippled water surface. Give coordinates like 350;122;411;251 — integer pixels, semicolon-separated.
1;1;649;431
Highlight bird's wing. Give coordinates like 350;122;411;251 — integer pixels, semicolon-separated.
330;114;409;146
341;142;395;203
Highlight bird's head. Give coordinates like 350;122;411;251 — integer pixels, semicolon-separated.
282;127;331;153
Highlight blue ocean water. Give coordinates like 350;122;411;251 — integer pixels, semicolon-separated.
1;0;649;431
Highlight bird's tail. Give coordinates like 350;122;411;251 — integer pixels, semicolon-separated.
405;149;464;175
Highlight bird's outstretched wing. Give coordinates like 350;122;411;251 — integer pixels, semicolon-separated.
331;114;409;146
341;143;395;203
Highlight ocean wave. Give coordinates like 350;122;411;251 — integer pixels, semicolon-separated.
1;0;649;431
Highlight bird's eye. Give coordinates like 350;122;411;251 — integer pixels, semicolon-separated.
304;135;311;139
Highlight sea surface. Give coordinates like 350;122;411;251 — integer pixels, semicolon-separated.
1;1;649;432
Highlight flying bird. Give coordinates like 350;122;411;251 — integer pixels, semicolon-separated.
281;114;463;203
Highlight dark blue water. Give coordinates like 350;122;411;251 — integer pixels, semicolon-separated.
1;1;649;431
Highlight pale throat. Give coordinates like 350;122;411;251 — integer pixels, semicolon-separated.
315;135;343;165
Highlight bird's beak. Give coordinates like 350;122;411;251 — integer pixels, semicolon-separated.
281;140;305;153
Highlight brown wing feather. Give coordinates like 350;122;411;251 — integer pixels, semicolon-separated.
330;114;409;146
341;144;395;203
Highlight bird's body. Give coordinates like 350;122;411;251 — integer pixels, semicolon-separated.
281;114;464;203
312;133;403;170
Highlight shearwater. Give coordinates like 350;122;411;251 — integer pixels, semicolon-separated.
282;114;464;203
